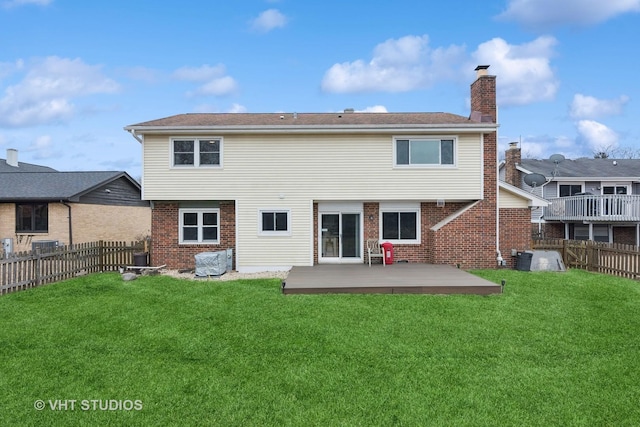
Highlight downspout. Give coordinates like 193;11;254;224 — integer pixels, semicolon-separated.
61;201;73;245
537;178;553;235
496;172;503;267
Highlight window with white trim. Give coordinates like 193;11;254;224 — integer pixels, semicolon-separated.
559;184;582;197
395;138;454;166
380;203;420;244
259;210;290;236
172;138;221;167
179;208;219;244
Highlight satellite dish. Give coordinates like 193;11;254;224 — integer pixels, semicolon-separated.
549;154;565;164
524;173;547;188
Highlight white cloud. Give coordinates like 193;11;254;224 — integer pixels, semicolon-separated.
569;94;629;119
196;76;238;96
357;105;388;113
173;64;227;82
497;0;640;28
228;103;247;113
0;56;119;127
173;64;238;97
27;134;60;160
123;66;162;83
250;9;287;33
321;35;465;93
2;0;51;8
472;36;559;106
577;120;620;152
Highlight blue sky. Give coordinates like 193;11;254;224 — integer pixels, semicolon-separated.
1;0;639;178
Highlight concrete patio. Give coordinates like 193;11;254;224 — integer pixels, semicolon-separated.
282;264;502;295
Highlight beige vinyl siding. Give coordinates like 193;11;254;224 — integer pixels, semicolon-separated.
142;132;484;268
499;187;530;208
236;199;311;268
142;133;483;201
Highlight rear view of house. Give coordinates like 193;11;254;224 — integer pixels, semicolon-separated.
126;66;540;272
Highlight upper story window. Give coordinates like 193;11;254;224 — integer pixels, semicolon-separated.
16;203;48;233
602;185;628;195
559;184;582;197
395;138;455;166
172;138;221;167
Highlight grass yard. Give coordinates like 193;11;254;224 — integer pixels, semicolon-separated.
1;269;640;426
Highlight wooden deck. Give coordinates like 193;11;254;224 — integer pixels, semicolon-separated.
282;264;502;295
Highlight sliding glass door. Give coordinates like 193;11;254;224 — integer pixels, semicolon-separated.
319;211;362;263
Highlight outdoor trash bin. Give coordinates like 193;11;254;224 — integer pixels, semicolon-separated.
380;242;394;265
515;251;533;271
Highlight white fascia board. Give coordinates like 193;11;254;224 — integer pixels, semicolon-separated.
552;176;640;182
124;124;498;135
499;181;549;207
515;164;534;174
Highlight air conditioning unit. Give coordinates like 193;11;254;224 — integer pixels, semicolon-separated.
32;240;59;253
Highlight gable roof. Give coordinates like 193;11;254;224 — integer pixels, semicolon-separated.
0;171;139;201
519;158;640;180
125;112;498;134
0;158;57;173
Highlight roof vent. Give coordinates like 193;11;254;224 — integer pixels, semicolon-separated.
343;108;355;113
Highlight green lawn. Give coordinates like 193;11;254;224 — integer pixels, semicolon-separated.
1;269;639;426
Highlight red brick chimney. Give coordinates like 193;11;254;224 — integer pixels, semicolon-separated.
470;65;496;123
504;142;522;187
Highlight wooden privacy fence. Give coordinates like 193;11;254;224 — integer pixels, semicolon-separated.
533;239;640;280
0;240;145;295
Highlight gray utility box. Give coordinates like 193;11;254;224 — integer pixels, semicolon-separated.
195;249;233;277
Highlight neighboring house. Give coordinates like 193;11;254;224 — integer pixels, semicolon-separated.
500;143;640;245
125;65;546;272
0;149;151;254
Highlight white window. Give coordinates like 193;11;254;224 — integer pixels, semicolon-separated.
172;138;222;167
379;203;420;244
259;210;290;236
395;138;455;166
602;185;628;195
559;184;583;197
179;208;219;244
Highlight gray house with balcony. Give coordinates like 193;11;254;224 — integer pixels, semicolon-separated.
500;143;640;246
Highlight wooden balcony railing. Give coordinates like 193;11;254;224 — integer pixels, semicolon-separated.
544;194;640;222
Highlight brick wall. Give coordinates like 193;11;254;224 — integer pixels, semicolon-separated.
536;223;565;239
504;144;522;187
429;200;497;269
434;71;499;269
499;208;532;268
1;202;151;253
319;200;501;268
151;201;236;270
613;226;637;245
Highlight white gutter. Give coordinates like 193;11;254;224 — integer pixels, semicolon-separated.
123;124;498;135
